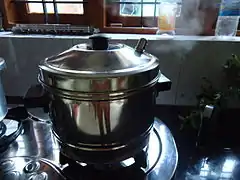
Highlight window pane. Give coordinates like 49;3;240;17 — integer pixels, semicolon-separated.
28;0;55;13
120;0;160;16
57;0;84;14
46;3;55;13
143;4;155;16
120;2;140;16
27;0;84;14
28;0;44;13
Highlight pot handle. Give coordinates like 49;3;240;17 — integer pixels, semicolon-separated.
156;74;172;93
6;85;50;111
6;84;49;109
202;105;214;119
23;84;50;112
135;38;148;54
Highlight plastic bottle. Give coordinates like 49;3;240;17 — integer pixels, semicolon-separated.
156;0;182;35
215;0;240;37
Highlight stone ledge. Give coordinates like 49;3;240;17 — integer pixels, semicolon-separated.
0;31;240;42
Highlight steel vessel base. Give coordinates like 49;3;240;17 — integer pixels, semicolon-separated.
54;124;152;164
0;107;178;180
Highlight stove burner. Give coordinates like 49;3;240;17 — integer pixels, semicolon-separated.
27;107;51;122
63;161;147;180
56;125;152;165
0;157;66;180
0;115;178;180
60;128;162;179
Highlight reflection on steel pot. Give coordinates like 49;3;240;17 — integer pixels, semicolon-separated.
0;58;7;121
38;35;165;154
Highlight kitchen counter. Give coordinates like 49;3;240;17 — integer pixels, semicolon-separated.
155;105;240;180
0;105;178;180
155;105;194;179
1;104;240;180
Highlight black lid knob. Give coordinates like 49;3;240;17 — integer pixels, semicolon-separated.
89;35;109;50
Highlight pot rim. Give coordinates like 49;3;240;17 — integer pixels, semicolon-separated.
38;40;160;93
38;73;160;100
52;124;153;152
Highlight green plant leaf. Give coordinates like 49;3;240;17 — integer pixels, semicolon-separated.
179;54;240;132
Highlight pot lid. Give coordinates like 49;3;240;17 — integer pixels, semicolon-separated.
40;36;159;77
39;35;160;94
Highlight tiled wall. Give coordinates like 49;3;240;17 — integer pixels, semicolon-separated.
0;33;239;105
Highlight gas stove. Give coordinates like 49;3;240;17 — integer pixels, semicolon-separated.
0;106;178;180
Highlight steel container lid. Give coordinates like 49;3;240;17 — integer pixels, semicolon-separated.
38;35;160;94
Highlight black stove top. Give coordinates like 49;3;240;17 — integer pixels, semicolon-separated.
2;105;240;180
59;127;167;180
0;107;178;180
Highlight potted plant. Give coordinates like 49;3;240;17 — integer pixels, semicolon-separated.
179;54;240;149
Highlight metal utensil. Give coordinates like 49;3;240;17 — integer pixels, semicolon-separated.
0;58;7;121
38;35;169;161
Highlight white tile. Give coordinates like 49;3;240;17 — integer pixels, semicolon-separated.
175;41;240;105
1;38;72;96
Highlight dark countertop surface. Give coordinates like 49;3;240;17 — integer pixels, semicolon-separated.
2;104;240;180
155;105;194;180
155;105;240;180
0;106;177;180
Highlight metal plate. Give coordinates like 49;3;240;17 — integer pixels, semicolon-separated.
0;119;23;152
0;117;177;180
0;157;66;180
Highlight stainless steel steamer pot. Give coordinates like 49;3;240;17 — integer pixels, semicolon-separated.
38;36;162;154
